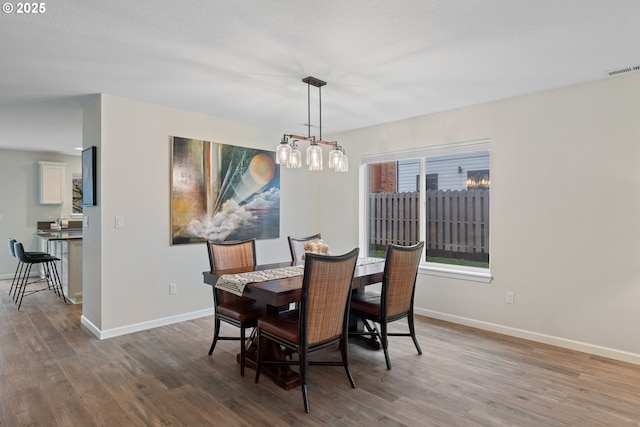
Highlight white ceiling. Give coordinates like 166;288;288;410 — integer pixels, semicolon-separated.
1;0;639;156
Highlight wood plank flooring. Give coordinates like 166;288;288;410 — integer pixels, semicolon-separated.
2;278;640;426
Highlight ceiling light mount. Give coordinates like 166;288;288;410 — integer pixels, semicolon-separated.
276;76;348;172
302;76;326;88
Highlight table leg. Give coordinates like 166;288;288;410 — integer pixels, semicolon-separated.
348;289;381;350
348;315;381;350
238;307;301;390
240;340;300;390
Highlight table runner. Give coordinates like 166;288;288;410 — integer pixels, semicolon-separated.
356;257;384;266
215;257;383;296
215;265;304;296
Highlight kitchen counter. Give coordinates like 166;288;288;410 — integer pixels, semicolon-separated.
36;229;83;240
36;230;83;303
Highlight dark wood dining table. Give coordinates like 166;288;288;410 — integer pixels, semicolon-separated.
203;259;385;390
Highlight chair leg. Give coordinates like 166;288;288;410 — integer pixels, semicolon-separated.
50;261;66;302
340;336;356;388
407;315;422;355
381;321;391;370
13;263;25;304
240;325;246;376
353;317;390;368
208;317;221;355
43;262;58;296
50;262;61;297
300;351;310;413
9;261;23;300
16;263;33;310
254;330;263;383
9;262;20;298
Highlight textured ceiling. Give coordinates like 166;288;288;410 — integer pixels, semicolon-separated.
1;0;639;155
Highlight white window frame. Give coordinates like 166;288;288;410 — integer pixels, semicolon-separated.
360;138;492;283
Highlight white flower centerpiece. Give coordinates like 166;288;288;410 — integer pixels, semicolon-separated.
302;239;331;259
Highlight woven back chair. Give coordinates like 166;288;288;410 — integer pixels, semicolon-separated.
287;233;321;263
255;247;359;413
208;238;256;270
207;238;256;303
206;238;259;376
350;241;424;369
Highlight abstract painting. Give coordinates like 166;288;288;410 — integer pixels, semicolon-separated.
170;136;280;244
72;174;83;215
82;146;97;206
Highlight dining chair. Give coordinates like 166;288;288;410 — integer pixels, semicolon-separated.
12;241;65;310
349;241;425;369
206;238;259;376
254;247;359;414
287;233;321;263
286;233;323;311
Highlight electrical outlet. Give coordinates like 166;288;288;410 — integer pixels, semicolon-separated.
169;283;177;295
505;291;515;304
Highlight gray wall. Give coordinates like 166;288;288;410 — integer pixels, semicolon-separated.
327;72;640;364
80;94;322;336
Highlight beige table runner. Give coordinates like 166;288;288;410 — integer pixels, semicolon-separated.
215;265;305;296
356;257;384;266
214;257;383;297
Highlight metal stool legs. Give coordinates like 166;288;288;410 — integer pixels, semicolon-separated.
12;241;67;310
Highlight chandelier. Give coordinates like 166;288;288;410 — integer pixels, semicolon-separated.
276;76;348;172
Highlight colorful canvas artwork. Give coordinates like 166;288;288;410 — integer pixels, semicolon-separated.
82;146;97;206
170;136;280;244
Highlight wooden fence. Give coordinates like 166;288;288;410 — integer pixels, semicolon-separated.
369;189;489;255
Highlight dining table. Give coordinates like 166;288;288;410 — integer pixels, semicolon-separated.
203;257;385;390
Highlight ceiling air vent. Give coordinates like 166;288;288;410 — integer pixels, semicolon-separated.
605;64;640;77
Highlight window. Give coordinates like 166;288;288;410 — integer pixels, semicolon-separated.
415;173;439;191
426;173;438;191
466;169;490;190
363;140;491;281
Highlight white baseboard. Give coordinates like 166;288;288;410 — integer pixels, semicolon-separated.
80;315;101;337
81;308;215;340
80;305;640;366
415;308;640;366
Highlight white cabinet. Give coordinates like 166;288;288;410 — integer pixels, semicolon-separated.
38;161;66;204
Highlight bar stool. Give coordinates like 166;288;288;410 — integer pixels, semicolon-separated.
12;241;66;310
7;238;49;300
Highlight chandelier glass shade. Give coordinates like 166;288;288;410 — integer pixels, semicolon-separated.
275;76;348;172
276;136;291;165
288;141;302;168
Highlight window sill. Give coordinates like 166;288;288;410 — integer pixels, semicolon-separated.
419;263;492;283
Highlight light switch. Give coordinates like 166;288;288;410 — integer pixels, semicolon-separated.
83;215;89;228
115;216;125;228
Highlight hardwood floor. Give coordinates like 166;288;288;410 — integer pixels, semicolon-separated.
2;278;640;426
